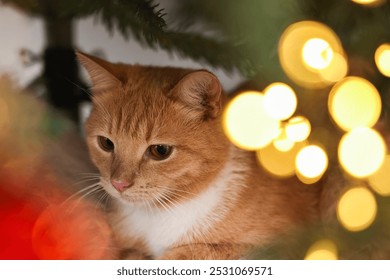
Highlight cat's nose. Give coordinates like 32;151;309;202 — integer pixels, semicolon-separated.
111;180;132;192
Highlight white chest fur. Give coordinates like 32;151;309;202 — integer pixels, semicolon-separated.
115;155;246;258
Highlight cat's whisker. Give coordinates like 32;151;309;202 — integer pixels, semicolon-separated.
64;78;90;96
158;189;181;205
159;187;194;202
78;172;101;177
154;196;170;213
96;190;111;210
159;193;180;211
73;177;101;186
169;187;197;196
63;183;101;204
161;187;215;212
78;185;105;202
62;185;103;214
77;175;101;180
155;194;178;218
143;198;154;217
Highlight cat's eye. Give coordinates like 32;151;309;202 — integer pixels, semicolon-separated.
148;145;173;161
98;136;115;152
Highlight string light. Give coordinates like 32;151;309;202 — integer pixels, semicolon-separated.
304;239;338;260
223;91;280;150
337;186;377;232
368;155;390;196
285;116;311;142
375;43;390;77
263;83;297;121
273;129;295;152
295;145;328;184
319;53;348;83
279;21;345;88
338;127;386;178
328;77;382;131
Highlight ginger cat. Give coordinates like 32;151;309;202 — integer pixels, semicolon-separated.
77;52;321;260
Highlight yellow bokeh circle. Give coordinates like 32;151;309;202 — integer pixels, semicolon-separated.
285;116;311;142
257;141;306;178
328;77;382;131
263;83;297;121
223;91;280;151
375;43;390;77
296;145;328;181
338;127;386;178
304;239;338;260
273;129;295;152
368;154;390;196
279;21;345;89
337;186;377;232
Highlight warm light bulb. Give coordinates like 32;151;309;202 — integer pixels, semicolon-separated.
273;130;295;152
285;116;311;142
305;239;338;260
368;155;390;196
329;77;382;131
338;127;386;178
319;53;348;83
263;83;297;121
223;91;280;150
375;43;390;77
302;38;334;70
296;145;328;182
337;186;377;232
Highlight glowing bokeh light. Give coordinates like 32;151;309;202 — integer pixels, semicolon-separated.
279;21;345;88
375;43;390;77
319;53;348;83
285;116;311;142
368;155;390;196
273;130;295;152
337;186;377;232
304;239;338;260
263;83;297;121
302;38;334;70
296;145;328;182
257;141;306;177
351;0;386;7
329;77;382;131
223;91;280;150
338;127;386;178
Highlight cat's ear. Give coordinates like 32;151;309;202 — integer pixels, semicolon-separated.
171;70;222;119
76;51;122;93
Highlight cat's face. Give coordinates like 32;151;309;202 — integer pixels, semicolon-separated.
78;52;230;207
